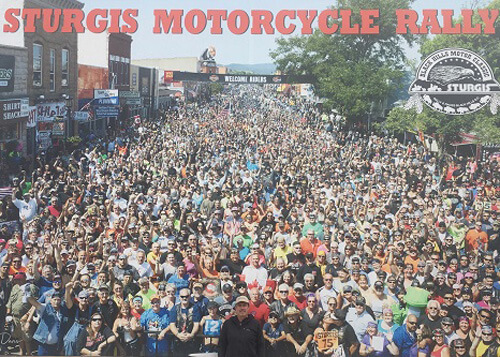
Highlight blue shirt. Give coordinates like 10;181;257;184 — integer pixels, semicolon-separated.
393;325;416;357
140;308;170;355
167;274;190;296
263;322;284;339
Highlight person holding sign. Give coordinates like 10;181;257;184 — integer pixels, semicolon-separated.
359;321;399;356
313;309;358;357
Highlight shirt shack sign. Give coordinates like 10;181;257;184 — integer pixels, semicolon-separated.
0;98;29;121
0;55;14;92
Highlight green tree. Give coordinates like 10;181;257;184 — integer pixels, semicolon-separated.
271;0;415;122
385;106;476;156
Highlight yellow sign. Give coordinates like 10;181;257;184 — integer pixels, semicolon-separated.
314;330;339;353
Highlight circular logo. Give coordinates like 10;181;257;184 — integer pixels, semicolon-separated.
408;48;500;115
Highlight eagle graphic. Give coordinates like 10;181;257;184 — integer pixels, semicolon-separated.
428;65;477;86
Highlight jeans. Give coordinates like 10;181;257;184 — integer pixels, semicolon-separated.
38;342;60;356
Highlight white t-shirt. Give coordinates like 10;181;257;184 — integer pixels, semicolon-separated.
13;198;37;222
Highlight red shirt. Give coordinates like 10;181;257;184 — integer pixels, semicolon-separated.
249;301;270;327
288;294;307;310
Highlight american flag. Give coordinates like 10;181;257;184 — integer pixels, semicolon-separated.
80;101;94;121
0;187;13;200
218;103;231;118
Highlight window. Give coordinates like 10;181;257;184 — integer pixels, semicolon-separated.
124;63;129;86
49;49;55;91
61;49;69;86
33;44;43;86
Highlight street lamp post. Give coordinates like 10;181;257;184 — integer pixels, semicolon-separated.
62;94;73;139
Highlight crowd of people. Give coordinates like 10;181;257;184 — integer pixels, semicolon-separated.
0;84;500;357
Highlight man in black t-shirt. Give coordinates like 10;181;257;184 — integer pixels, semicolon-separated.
90;285;118;329
286;242;306;275
217;248;246;275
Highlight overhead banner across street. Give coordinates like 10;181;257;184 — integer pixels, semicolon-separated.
171;71;314;84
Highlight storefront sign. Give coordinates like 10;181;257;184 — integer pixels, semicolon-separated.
52;117;65;136
95;106;119;118
74;111;89;122
38;131;51;150
120;91;140;98
27;106;37;128
126;98;142;105
0;98;29;121
0;55;15;92
36;102;67;122
164;71;174;84
95;97;119;105
94;89;119;99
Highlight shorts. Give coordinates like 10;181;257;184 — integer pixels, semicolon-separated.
12;317;33;341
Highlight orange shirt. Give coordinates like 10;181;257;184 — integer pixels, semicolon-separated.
466;229;488;250
405;255;420;272
300;237;322;258
9;265;27;276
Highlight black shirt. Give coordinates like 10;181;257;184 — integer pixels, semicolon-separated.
91;299;119;328
286;252;306;275
217;258;246;275
219;315;265;357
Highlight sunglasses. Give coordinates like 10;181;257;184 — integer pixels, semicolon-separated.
180;295;189;299
92;318;102;322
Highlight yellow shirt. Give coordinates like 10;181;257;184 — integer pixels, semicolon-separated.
273;245;292;264
147;251;160;271
476;341;500;357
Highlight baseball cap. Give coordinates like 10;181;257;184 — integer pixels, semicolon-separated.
13;272;26;280
220;265;230;273
150;295;161;302
207;301;219;310
98;284;110;292
441;317;454;325
78;290;90;299
343;285;353;293
235;296;249;305
222;283;233;293
355;296;366;306
374;281;384;290
192;282;203;289
293;283;304;290
269;311;280;319
235;281;247;289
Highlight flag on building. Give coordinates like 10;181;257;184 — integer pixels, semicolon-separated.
0;187;13;200
219;103;231;118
